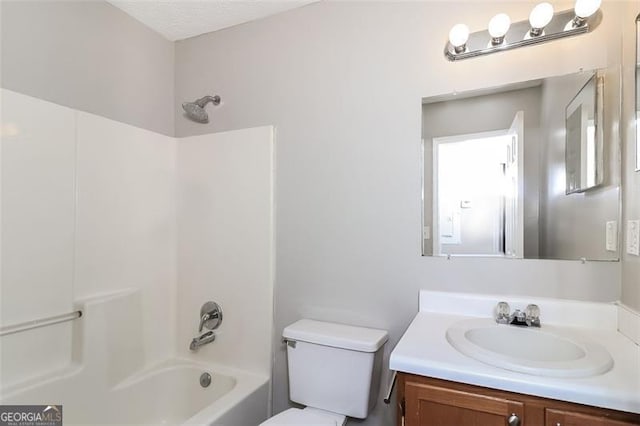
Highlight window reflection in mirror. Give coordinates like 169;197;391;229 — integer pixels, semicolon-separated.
422;70;620;261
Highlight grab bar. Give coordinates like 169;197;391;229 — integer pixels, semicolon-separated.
0;310;82;337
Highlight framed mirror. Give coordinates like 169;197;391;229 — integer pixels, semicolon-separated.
422;69;620;261
636;14;640;171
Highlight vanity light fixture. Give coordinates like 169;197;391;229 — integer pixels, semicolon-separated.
445;0;602;61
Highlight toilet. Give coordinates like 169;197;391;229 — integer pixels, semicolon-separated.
261;319;389;425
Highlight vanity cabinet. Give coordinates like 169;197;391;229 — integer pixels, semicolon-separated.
545;409;640;426
398;373;640;426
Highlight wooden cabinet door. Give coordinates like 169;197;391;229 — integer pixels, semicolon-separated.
405;380;524;426
546;409;640;426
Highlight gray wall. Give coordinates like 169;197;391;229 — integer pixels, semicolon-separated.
621;3;640;312
1;1;175;136
175;2;626;425
422;86;542;258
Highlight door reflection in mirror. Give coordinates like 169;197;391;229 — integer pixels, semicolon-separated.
432;120;522;258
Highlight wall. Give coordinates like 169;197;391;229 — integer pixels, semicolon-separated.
1;90;76;385
621;3;640;312
538;72;620;261
174;2;626;424
0;0;175;136
1;89;177;387
176;126;274;377
422;86;542;257
73;110;177;366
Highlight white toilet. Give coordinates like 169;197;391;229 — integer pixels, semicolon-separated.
261;319;389;425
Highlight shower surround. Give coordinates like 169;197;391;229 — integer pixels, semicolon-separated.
0;89;274;424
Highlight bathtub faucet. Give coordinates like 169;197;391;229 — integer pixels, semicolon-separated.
190;301;223;351
190;330;216;351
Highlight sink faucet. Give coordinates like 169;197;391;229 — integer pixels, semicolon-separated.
495;302;541;327
190;331;216;351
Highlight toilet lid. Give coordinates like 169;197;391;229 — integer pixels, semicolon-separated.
260;408;345;425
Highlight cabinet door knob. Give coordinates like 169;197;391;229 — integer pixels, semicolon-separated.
507;413;521;426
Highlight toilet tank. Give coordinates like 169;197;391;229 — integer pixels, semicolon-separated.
282;319;388;419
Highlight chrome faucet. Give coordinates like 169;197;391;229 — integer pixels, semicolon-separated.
190;331;216;350
494;302;541;327
189;301;223;351
198;301;223;332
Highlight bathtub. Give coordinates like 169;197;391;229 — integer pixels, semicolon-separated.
1;359;268;425
0;291;270;425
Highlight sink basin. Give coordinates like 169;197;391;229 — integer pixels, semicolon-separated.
446;318;613;378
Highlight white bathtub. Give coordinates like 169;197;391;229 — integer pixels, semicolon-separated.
0;291;270;425
1;359;268;425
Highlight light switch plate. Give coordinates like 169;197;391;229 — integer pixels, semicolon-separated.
423;226;431;240
627;220;640;256
606;221;617;252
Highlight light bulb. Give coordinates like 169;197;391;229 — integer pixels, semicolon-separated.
449;24;470;53
488;13;511;45
529;2;554;36
574;0;601;18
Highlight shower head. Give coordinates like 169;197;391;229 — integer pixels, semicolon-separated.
182;95;221;123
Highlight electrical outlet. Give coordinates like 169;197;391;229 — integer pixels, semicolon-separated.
627;220;640;256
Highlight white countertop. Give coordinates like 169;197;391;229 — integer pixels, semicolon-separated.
389;291;640;414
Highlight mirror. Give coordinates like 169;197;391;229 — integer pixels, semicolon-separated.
636;14;640;172
422;69;620;261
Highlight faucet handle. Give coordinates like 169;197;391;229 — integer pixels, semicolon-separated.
525;304;541;327
198;312;211;332
495;301;510;324
198;301;223;332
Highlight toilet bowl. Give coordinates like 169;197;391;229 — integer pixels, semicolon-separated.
259;319;388;426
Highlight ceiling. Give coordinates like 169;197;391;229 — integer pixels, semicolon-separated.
107;0;318;41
